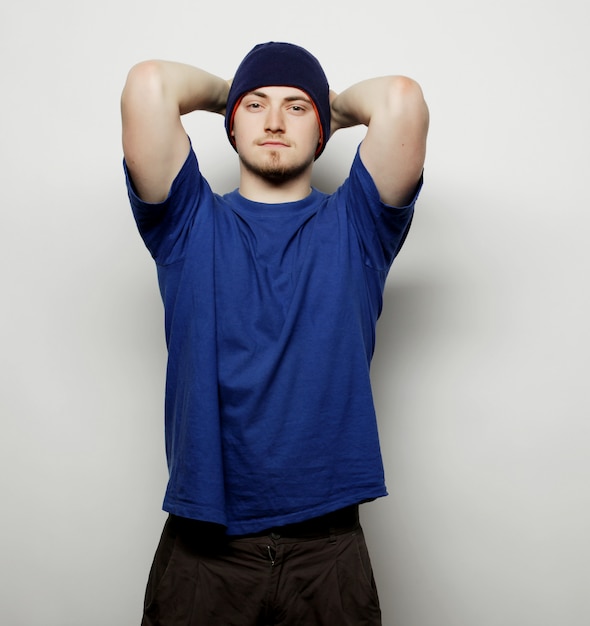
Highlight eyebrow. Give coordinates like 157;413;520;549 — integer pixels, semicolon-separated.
248;90;312;104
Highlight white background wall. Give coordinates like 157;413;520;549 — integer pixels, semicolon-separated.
2;1;588;624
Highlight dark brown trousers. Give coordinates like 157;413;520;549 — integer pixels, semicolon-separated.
141;507;381;625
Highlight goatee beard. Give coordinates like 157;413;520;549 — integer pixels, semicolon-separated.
239;150;313;183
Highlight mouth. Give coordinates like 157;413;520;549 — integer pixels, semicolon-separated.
259;139;290;148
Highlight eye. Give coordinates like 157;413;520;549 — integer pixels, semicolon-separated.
288;103;309;114
241;96;265;111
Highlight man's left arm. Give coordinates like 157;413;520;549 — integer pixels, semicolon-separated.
330;76;429;207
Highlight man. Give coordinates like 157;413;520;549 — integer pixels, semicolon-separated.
121;42;428;625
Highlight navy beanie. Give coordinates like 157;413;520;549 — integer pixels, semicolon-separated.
225;42;331;158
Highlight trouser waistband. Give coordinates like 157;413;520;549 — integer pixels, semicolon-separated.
230;505;360;541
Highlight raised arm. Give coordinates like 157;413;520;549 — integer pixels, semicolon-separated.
330;76;429;207
121;61;230;203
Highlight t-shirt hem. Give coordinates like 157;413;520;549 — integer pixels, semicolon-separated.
163;487;388;536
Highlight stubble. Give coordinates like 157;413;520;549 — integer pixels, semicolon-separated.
239;149;314;183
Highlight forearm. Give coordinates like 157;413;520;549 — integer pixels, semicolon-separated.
330;75;427;135
122;60;230;117
330;77;381;132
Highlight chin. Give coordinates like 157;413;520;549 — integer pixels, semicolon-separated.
241;151;314;183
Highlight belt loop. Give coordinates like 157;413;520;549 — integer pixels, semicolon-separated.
329;527;337;544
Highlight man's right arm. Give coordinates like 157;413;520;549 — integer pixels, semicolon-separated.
121;61;230;204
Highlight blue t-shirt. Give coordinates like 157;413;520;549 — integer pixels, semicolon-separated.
125;145;421;535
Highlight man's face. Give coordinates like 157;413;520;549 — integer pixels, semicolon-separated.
232;86;320;182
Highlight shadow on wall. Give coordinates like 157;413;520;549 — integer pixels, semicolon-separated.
370;277;444;399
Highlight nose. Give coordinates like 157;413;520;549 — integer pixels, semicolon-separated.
265;105;285;134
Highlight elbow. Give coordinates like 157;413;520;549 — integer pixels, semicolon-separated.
386;76;426;108
121;60;166;109
384;75;429;127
